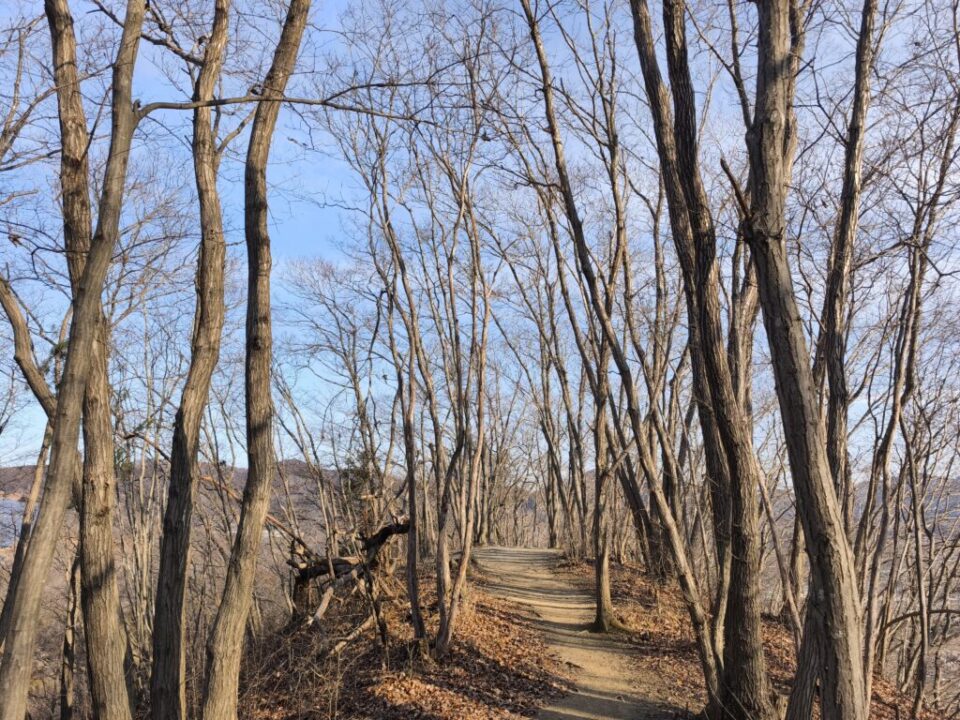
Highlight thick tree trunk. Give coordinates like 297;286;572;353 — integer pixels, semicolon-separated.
80;321;132;720
625;0;775;715
200;2;309;716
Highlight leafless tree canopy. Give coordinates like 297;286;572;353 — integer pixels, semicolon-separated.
1;0;960;718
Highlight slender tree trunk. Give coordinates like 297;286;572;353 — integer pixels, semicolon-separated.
786;598;823;720
905;427;928;718
201;2;309;716
435;320;489;655
0;420;50;650
398;353;425;640
150;3;230;716
60;552;82;720
814;0;878;540
758;469;802;647
591;361;615;632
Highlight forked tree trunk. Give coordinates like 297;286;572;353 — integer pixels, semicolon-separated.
616;0;776;714
50;1;133;713
200;2;309;716
0;3;145;718
747;1;868;718
655;0;775;714
794;0;878;709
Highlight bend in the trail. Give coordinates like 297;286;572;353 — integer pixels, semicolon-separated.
473;546;686;720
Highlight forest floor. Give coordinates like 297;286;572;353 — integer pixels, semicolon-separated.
243;546;936;719
473;547;936;720
473;546;690;720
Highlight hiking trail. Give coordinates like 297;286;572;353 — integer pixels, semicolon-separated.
473;546;685;720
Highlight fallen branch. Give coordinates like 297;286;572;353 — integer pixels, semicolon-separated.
288;517;410;582
311;585;336;625
289;517;410;620
327;615;377;656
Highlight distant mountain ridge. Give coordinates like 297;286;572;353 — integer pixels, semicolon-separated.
0;460;381;551
0;465;36;500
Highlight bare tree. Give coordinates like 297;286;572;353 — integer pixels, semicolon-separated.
200;0;310;716
150;1;231;716
0;2;146;718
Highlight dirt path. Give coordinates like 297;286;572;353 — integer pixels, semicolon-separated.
473;546;682;720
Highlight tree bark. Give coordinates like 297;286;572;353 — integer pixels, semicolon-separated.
746;1;868;718
80;322;133;720
626;0;775;714
200;1;309;716
151;2;231;717
60;552;82;720
0;3;145;718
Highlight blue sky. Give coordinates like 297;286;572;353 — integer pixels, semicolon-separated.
0;0;369;465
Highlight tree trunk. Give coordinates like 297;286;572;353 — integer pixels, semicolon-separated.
814;0;878;540
0;419;51;651
0;3;145;718
591;363;615;632
80;321;132;720
621;1;776;715
59;552;81;720
150;2;230;716
398;356;425;640
200;2;309;716
746;2;868;718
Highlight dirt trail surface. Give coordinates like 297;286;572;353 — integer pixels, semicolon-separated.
473;546;684;720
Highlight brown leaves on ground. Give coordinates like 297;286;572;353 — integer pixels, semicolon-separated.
239;555;938;720
238;567;569;720
564;558;942;720
351;590;570;719
563;558;707;713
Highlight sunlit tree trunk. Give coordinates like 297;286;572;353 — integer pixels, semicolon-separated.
0;3;145;718
151;2;231;716
200;1;310;716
